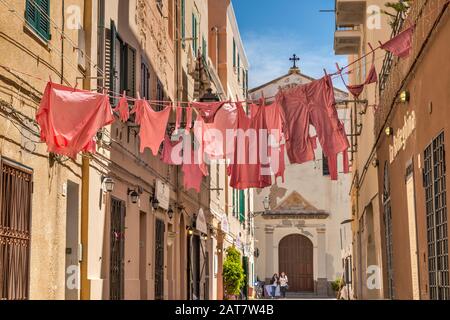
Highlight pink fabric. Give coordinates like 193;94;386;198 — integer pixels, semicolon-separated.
185;104;193;134
229;103;272;190
364;64;378;85
36;82;114;158
192;101;226;123
347;84;365;98
381;25;415;58
194;103;238;161
115;95;129;122
277;75;350;180
161;135;183;165
182;151;205;193
132;100;171;155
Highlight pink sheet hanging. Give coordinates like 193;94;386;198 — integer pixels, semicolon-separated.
36;82;114;158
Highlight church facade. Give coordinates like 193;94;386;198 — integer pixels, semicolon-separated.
249;66;352;297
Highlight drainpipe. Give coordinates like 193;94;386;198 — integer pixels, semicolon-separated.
80;0;93;300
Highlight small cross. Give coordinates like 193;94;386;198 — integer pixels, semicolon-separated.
289;54;300;69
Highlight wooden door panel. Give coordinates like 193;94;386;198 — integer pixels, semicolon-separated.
279;234;314;292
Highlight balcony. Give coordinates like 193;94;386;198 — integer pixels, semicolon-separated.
336;0;367;28
334;29;362;55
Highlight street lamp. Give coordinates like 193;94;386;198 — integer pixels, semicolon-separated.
151;195;160;211
167;206;174;220
128;188;140;204
101;176;115;193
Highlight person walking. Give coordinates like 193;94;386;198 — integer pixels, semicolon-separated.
270;273;279;299
279;272;289;299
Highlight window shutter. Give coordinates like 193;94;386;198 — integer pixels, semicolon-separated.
181;0;186;48
239;190;245;223
104;27;112;92
38;0;50;40
126;45;136;98
26;0;50;41
110;21;118;104
25;0;38;28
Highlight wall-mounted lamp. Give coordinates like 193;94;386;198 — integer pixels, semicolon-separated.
399;90;410;103
372;158;379;168
385;127;394;137
202;234;208;241
217;247;222;254
128;188;140;204
150;195;160;211
262;196;270;211
167;206;174;220
101;176;115;193
186;226;194;236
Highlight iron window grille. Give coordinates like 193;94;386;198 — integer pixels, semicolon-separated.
423;132;449;300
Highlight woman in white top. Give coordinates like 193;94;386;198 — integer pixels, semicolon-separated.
279;272;289;298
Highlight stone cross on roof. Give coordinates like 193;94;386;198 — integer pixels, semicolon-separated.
289;54;300;69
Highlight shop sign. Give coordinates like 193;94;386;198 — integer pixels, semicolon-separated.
389;111;416;164
220;213;230;234
155;179;170;210
196;208;208;234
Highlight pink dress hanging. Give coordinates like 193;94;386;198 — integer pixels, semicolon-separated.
132;100;171;156
36;82;114;158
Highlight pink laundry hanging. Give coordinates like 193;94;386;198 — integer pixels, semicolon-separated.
185;104;193;134
115;95;130;122
161;134;183;165
277;75;350;181
192;101;226;123
381;25;415;58
364;64;378;85
36;82;114;158
228;103;272;190
182;151;205;193
132;100;171;156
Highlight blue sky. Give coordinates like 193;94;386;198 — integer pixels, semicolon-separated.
232;0;348;89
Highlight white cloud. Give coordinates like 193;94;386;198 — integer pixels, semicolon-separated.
242;31;348;91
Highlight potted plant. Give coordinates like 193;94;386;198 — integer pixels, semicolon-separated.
222;246;245;300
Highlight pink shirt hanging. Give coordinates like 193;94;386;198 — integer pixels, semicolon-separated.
229;103;272;190
132;100;171;156
36;82;114;158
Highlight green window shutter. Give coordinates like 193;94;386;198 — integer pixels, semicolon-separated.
192;14;197;54
239;190;245;223
181;0;186;47
25;0;38;28
26;0;51;41
202;36;207;59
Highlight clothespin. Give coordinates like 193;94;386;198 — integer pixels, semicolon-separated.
48;75;53;83
368;42;374;52
335;63;342;74
378;40;384;47
137;91;141;100
323;68;328;76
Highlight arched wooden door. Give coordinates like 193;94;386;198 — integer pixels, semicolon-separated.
279;234;314;292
